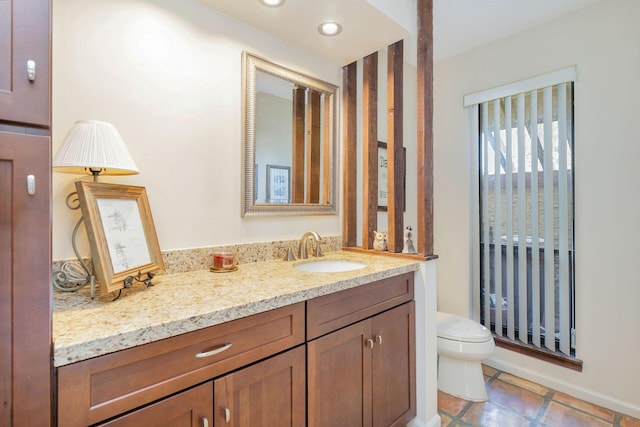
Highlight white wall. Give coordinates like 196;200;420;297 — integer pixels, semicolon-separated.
433;0;640;417
52;0;342;260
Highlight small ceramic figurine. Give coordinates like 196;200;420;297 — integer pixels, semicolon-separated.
373;230;388;251
402;225;417;254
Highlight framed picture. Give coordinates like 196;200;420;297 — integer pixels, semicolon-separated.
74;181;165;294
266;164;291;203
378;141;406;212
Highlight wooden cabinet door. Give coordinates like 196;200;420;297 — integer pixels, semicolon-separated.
371;301;416;427
307;320;373;427
0;132;51;426
307;302;416;427
0;0;50;127
214;346;306;427
97;382;213;427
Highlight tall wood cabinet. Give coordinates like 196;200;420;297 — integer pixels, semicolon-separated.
0;0;51;127
0;0;52;425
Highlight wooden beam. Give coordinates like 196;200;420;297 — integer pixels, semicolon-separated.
417;0;434;256
306;90;321;203
387;40;404;253
342;62;358;247
292;86;306;203
362;52;378;250
322;93;332;205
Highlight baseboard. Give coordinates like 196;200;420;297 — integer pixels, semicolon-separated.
485;358;640;419
408;414;441;427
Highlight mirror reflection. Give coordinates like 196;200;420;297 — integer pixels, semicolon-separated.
242;52;338;216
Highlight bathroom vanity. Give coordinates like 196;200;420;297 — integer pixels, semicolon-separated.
54;251;419;426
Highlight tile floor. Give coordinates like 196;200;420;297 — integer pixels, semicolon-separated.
438;365;640;427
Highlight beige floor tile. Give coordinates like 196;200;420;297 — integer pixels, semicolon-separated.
497;372;549;396
482;364;498;378
541;401;613;427
461;401;529;427
438;412;454;426
621;414;640;427
486;379;545;420
438;390;469;417
553;392;615;422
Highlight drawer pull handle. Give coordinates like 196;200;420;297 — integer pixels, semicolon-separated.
224;407;231;423
201;416;209;427
195;343;232;358
375;335;383;345
365;338;374;349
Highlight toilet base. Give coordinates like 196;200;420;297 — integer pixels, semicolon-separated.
438;355;488;402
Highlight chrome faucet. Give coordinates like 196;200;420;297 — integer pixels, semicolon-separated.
299;231;323;260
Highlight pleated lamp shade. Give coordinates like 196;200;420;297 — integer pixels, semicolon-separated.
53;120;139;175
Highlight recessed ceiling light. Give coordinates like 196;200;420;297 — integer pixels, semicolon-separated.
258;0;285;7
318;21;342;37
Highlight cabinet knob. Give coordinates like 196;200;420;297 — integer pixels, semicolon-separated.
365;338;374;349
27;175;36;195
27;60;36;81
224;407;231;423
375;335;383;345
201;416;209;427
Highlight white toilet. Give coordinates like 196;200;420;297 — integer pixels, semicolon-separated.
436;312;495;402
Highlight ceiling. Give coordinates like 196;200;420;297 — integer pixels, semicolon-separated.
198;0;604;66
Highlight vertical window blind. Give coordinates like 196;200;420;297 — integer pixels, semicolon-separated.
465;67;576;356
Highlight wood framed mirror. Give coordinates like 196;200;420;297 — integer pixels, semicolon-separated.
241;51;338;216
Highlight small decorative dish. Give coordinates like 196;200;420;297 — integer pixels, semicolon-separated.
210;265;238;273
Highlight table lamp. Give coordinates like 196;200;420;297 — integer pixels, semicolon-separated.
52;120;139;296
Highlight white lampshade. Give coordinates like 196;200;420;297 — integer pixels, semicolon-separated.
53;120;139;176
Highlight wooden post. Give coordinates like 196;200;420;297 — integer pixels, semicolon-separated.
342;62;358;247
417;0;434;256
292;86;306;203
387;40;404;253
362;52;378;250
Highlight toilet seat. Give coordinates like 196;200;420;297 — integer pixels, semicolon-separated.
437;312;492;343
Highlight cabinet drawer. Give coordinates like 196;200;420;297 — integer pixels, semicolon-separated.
306;272;413;340
57;302;304;427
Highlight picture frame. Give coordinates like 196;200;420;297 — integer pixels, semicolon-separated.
266;164;291;203
74;181;165;294
378;141;406;212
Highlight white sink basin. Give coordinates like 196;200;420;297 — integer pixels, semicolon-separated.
294;259;367;273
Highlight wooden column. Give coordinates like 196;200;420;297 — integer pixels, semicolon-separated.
417;0;434;256
362;52;378;250
292;86;306;203
387;40;404;253
306;90;321;203
342;62;358;247
322;93;332;205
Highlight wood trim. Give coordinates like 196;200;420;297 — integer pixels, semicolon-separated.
387;40;404;253
493;335;583;372
292;85;306;203
362;52;378;250
342;246;437;261
342;62;358;247
416;0;434;257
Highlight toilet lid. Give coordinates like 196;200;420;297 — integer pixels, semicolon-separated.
437;312;492;343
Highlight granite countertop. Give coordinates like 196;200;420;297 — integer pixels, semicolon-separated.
53;250;420;367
